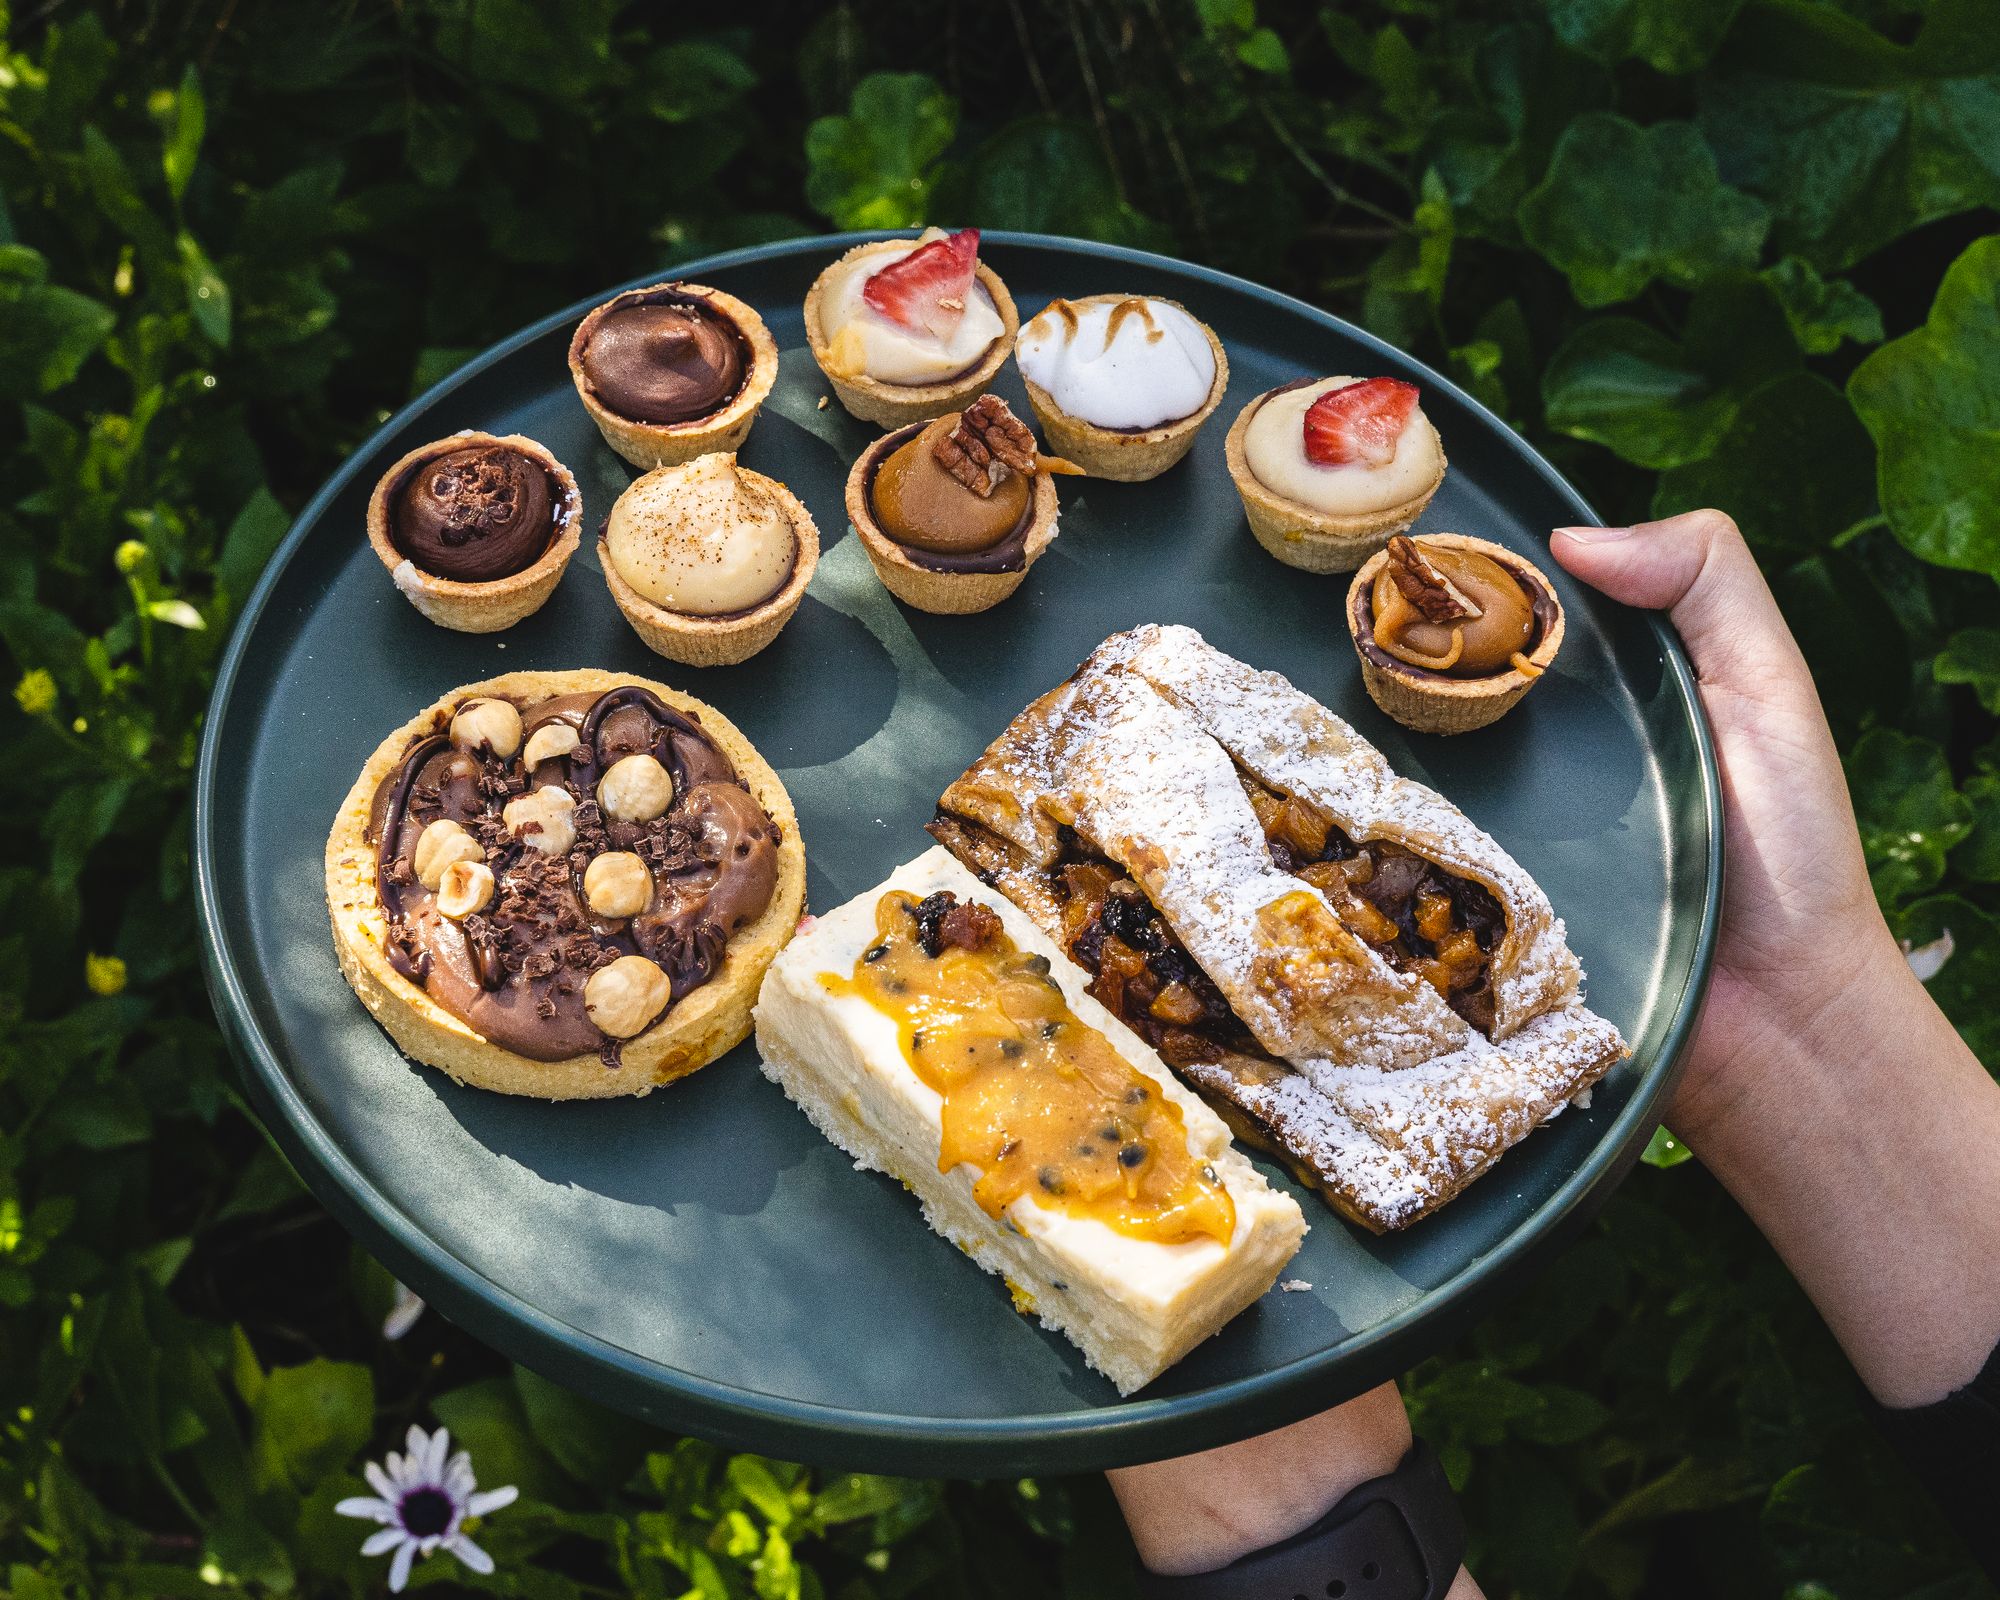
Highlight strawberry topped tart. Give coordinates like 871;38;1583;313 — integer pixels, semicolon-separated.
1225;375;1447;573
805;228;1019;427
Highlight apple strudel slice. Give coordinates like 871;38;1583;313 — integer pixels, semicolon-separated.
753;846;1306;1393
929;624;1627;1232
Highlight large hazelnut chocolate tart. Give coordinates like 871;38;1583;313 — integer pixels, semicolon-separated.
326;669;805;1099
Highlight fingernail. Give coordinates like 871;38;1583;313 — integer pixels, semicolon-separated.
1553;525;1631;543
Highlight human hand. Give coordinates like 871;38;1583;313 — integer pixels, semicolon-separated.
1553;510;2000;1406
1549;509;1901;1146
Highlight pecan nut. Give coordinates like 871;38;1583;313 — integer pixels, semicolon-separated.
1384;535;1479;623
933;394;1039;496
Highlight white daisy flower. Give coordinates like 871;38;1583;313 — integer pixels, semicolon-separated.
381;1281;426;1341
334;1424;517;1592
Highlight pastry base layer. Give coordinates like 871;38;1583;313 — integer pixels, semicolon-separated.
1223;399;1445;573
325;669;806;1099
1345;534;1566;734
753;847;1305;1393
844;431;1060;615
599;470;820;667
804;243;1020;428
365;432;582;633
568;285;780;470
1018;297;1229;482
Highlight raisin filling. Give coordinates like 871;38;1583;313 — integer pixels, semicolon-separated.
1238;773;1503;1032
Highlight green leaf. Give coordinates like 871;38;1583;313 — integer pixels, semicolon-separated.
1519;114;1767;306
161;65;205;202
511;1367;647;1491
950;118;1158;247
804;73;957;230
145;598;206;629
251;1359;374;1494
1957;773;2000;883
176;231;232;348
1937;628;2000;715
1652;372;1874;557
218;487;291;606
431;1378;568;1505
0;266;117;398
1849;235;2000;581
1237;27;1290;74
1698;0;2000;268
1760;257;1883;355
1543;273;1797;468
1642;1125;1694;1167
1845;728;1973;906
1544;0;1743;74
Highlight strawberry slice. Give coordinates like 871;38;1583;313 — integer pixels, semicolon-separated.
863;228;981;340
1302;377;1420;467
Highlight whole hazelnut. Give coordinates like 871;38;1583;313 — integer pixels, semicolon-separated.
583;954;672;1038
583;851;652;918
502;785;577;854
412;818;483;890
522;721;581;769
598;753;674;823
435;858;495;920
450;697;522;760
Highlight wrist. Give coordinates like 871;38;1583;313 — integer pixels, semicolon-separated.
1109;1385;1413;1576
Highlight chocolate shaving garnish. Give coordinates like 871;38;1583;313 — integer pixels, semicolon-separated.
1385;535;1480;624
934;394;1038;497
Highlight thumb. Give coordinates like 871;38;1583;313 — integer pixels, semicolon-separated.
1550;510;1806;695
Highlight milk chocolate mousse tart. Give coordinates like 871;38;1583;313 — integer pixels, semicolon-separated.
366;432;581;633
1347;533;1564;734
1014;294;1228;481
805;228;1019;428
844;395;1065;615
599;454;818;667
1226;376;1446;573
326;670;806;1099
569;283;778;469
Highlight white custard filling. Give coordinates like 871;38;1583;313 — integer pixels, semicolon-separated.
605;454;793;616
753;847;1306;1393
1244;376;1443;515
1016;297;1217;430
817;239;1006;386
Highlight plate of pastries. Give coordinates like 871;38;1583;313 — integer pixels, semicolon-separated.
196;230;1719;1474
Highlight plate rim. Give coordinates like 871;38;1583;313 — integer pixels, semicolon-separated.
193;229;1723;1473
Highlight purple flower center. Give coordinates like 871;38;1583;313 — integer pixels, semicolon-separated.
399;1486;455;1538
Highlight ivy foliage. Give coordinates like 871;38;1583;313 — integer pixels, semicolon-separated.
0;2;1996;1598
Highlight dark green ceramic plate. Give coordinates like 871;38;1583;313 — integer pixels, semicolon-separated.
194;232;1719;1475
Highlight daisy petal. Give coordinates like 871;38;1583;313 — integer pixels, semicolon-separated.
335;1496;394;1522
445;1452;475;1495
362;1528;408;1558
405;1424;431;1463
466;1485;518;1517
425;1427;450;1479
388;1538;418;1593
449;1535;494;1576
365;1463;399;1502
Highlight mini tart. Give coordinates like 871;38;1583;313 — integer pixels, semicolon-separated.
1224;386;1446;574
568;283;779;470
1017;295;1229;482
366;432;581;633
599;464;820;668
843;423;1060;614
326;669;806;1100
1346;534;1564;734
804;240;1020;429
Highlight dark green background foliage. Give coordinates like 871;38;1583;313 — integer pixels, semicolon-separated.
1;0;1996;1594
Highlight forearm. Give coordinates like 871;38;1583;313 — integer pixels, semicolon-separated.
1109;1384;1483;1593
1680;942;2000;1408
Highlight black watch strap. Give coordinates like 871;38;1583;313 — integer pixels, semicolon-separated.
1137;1442;1466;1600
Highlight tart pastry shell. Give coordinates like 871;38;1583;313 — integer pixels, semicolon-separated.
568;284;780;470
599;467;821;667
365;432;581;634
843;424;1060;615
1223;391;1445;573
1017;294;1230;481
804;240;1020;429
1345;534;1565;734
325;668;806;1100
